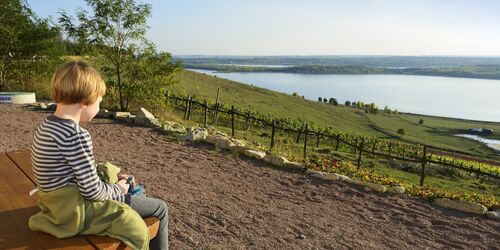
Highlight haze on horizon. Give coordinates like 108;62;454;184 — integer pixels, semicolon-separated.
28;0;500;56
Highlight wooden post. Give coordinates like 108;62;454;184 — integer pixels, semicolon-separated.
303;123;309;159
316;134;320;147
203;101;208;128
357;138;364;169
183;95;190;120
388;142;392;156
335;134;340;151
296;125;303;143
419;145;427;186
213;88;220;124
213;103;219;125
270;121;276;149
245;111;251;130
353;137;358;153
372;140;377;154
231;105;235;138
186;96;193;120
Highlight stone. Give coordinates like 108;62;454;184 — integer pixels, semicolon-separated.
322;172;339;181
364;187;373;192
184;128;208;142
363;182;387;193
124;115;136;124
244;149;266;159
97;109;111;118
39;103;47;110
205;135;222;145
114;112;131;118
434;198;488;214
283;161;305;169
215;137;235;150
297;234;306;240
263;155;288;167
485;211;500;219
135;107;162;128
305;169;323;176
388;186;406;194
163;121;186;134
333;173;350;181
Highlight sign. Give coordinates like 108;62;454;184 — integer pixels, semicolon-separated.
0;96;12;103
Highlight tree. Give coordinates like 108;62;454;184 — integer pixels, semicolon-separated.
0;0;63;92
418;119;424;125
397;128;405;136
59;0;180;111
345;100;351;106
318;97;322;102
292;92;298;96
323;98;327;103
328;98;338;105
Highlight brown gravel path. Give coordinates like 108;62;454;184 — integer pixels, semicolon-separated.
1;104;499;249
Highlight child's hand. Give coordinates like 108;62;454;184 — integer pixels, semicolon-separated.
116;179;130;194
117;174;130;180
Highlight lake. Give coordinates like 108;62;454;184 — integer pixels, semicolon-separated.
190;69;500;122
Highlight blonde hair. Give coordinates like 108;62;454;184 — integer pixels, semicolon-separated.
51;61;106;105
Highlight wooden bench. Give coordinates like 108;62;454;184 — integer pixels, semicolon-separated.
0;150;159;249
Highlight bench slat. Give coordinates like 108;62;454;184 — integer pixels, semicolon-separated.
0;153;94;249
6;150;160;249
6;150;37;185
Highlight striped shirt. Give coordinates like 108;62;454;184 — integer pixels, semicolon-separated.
31;114;130;204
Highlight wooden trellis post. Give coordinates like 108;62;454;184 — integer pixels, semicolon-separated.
357;138;365;169
303;123;309;159
335;134;340;151
183;95;190;120
231;105;235;138
419;145;428;186
316;134;320;147
296;125;303;143
186;96;193;120
270;121;276;149
203;101;208;128
245;111;251;130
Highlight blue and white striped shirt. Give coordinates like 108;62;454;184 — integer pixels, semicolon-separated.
31;114;129;204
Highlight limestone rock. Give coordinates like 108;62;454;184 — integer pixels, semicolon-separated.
244;149;266;159
388;186;406;194
263;155;288;167
114;112;131;118
364;182;387;193
305;169;322;176
485;211;500;219
215;137;235;150
283;161;304;169
162;121;186;134
184;128;208;142
135;108;161;128
364;187;373;192
434;198;488;214
334;173;350;181
322;172;340;181
39;103;47;110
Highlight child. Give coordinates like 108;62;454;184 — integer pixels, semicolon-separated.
30;61;168;250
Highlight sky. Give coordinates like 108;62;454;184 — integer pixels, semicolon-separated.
27;0;500;56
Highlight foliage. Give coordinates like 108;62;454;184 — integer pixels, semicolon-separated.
59;0;180;111
0;0;64;92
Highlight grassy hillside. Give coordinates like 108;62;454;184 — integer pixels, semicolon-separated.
168;69;500;159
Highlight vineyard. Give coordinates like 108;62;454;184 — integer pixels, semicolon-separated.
156;91;499;206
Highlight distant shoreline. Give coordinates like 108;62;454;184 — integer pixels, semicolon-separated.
185;64;500;81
